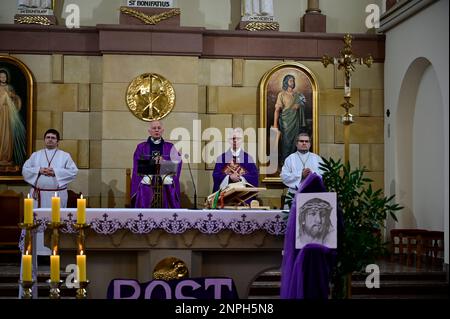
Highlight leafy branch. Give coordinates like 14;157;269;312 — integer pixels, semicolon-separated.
320;157;403;297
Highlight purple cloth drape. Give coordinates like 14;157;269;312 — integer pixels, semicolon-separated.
280;173;343;299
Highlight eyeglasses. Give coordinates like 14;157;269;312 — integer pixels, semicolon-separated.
297;140;310;143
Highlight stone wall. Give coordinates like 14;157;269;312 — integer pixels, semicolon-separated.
1;53;384;209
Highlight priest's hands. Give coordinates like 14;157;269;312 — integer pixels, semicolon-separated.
301;168;312;179
39;167;55;177
229;172;241;182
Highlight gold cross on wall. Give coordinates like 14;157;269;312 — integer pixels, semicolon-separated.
321;34;374;164
322;34;373;101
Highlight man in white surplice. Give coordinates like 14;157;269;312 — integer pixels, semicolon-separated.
280;132;324;209
23;129;78;220
19;129;78;297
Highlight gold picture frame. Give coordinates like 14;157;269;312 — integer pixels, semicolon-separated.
0;55;34;182
259;62;319;184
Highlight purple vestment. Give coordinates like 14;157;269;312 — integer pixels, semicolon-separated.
212;150;259;192
280;173;343;299
130;140;182;208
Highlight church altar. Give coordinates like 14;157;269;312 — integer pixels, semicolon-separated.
35;208;287;299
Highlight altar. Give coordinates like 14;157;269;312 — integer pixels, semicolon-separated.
35;208;287;299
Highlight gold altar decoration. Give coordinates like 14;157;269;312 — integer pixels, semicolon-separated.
14;16;52;25
244;21;279;31
126;73;175;122
120;7;180;25
321;34;373;164
153;257;189;280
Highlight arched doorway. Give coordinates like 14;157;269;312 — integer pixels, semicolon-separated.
396;57;445;231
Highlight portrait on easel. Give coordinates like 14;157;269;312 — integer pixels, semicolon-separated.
0;55;33;181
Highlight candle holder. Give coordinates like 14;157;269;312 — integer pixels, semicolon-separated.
74;223;90;254
18;221;40;230
47;279;63;299
18;221;41;253
74;223;90;298
47;221;63;252
18;221;40;299
19;280;34;299
75;280;90;299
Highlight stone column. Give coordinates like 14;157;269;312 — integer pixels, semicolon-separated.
301;0;326;32
306;0;321;13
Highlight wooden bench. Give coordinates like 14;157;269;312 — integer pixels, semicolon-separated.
390;228;444;268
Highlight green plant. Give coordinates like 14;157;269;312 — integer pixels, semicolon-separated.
320;157;403;298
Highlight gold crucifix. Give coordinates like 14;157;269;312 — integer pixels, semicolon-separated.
321;34;373;164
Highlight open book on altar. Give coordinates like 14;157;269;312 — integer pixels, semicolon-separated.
205;181;267;209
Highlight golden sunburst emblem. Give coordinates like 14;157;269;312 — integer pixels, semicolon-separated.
126;73;175;121
153;257;189;280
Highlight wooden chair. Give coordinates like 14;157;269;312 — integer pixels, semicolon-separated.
390;228;428;267
390;228;445;268
422;231;444;266
67;190;82;208
125;168;131;208
0;190;23;254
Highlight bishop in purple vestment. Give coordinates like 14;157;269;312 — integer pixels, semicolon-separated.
212;128;259;192
130;121;182;208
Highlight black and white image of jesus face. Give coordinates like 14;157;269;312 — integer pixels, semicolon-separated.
295;192;337;249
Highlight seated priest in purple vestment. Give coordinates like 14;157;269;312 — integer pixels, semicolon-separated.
212;128;259;193
280;173;344;299
130;120;182;208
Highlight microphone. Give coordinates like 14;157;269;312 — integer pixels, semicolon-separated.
184;154;198;209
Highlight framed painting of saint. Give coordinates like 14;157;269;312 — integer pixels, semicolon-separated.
259;62;319;183
0;55;34;181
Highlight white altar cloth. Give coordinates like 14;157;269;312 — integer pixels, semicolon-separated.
32;208;287;236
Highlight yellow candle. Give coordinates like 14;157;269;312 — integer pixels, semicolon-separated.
24;195;33;224
77;195;86;224
50;254;60;282
76;253;87;282
51;193;60;223
22;253;32;282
